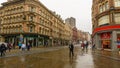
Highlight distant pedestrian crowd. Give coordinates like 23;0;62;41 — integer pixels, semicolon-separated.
81;40;89;53
0;42;31;57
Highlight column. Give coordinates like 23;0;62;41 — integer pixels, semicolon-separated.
111;31;118;51
12;38;14;44
94;34;101;50
24;38;26;44
36;38;37;47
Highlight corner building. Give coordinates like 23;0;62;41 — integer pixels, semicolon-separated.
0;0;65;46
92;0;120;51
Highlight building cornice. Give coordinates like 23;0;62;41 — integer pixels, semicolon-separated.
1;0;24;6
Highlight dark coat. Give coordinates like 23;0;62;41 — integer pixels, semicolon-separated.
69;44;74;51
0;44;6;52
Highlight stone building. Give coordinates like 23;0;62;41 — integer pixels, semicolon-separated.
0;0;66;46
65;17;76;28
64;23;73;45
92;0;120;51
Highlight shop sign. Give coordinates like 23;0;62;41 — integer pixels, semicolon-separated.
101;32;110;39
118;45;120;48
117;41;120;48
117;37;120;48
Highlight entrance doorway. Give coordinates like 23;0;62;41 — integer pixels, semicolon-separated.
102;40;111;49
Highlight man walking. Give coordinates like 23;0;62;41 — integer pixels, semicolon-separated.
85;41;89;52
69;43;74;57
0;43;6;57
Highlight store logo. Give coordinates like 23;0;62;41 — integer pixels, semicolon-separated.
101;33;110;39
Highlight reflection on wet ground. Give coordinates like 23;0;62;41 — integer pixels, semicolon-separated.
0;46;120;68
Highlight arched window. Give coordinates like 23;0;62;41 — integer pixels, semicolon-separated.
19;25;22;32
102;4;105;11
39;27;41;33
105;2;109;10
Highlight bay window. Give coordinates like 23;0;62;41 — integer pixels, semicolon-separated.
98;15;110;26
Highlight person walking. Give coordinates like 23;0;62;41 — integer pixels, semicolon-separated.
85;41;89;52
18;42;22;49
21;42;26;51
69;43;74;57
81;41;85;52
0;43;6;57
92;43;96;52
26;42;30;51
7;43;12;52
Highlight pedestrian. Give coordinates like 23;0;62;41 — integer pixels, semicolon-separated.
44;42;48;47
85;41;89;52
7;43;12;52
0;43;6;57
13;42;15;49
21;42;26;51
18;42;22;49
81;41;85;52
92;43;96;52
69;43;74;57
26;42;30;51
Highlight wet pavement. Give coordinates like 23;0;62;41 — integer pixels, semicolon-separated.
0;45;120;68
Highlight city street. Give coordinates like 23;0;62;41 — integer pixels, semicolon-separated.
0;45;120;68
1;0;120;68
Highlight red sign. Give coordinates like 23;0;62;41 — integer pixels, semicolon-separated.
117;45;120;48
117;37;120;41
93;25;120;36
101;32;110;39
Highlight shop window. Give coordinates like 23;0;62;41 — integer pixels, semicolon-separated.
101;32;111;49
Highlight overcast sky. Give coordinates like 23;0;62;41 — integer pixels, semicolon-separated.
0;0;92;33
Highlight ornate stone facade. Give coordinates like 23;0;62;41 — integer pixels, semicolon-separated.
92;0;120;51
0;0;66;46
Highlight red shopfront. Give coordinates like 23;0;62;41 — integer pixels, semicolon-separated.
117;34;120;48
100;32;111;49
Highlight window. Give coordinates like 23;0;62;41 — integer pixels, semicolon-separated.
39;27;41;33
105;2;109;9
30;26;33;32
103;4;105;11
39;10;42;14
30;16;33;21
99;2;109;13
98;15;110;26
115;13;120;24
16;28;18;32
99;5;102;13
30;6;35;12
115;0;120;7
41;19;44;25
20;26;23;32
